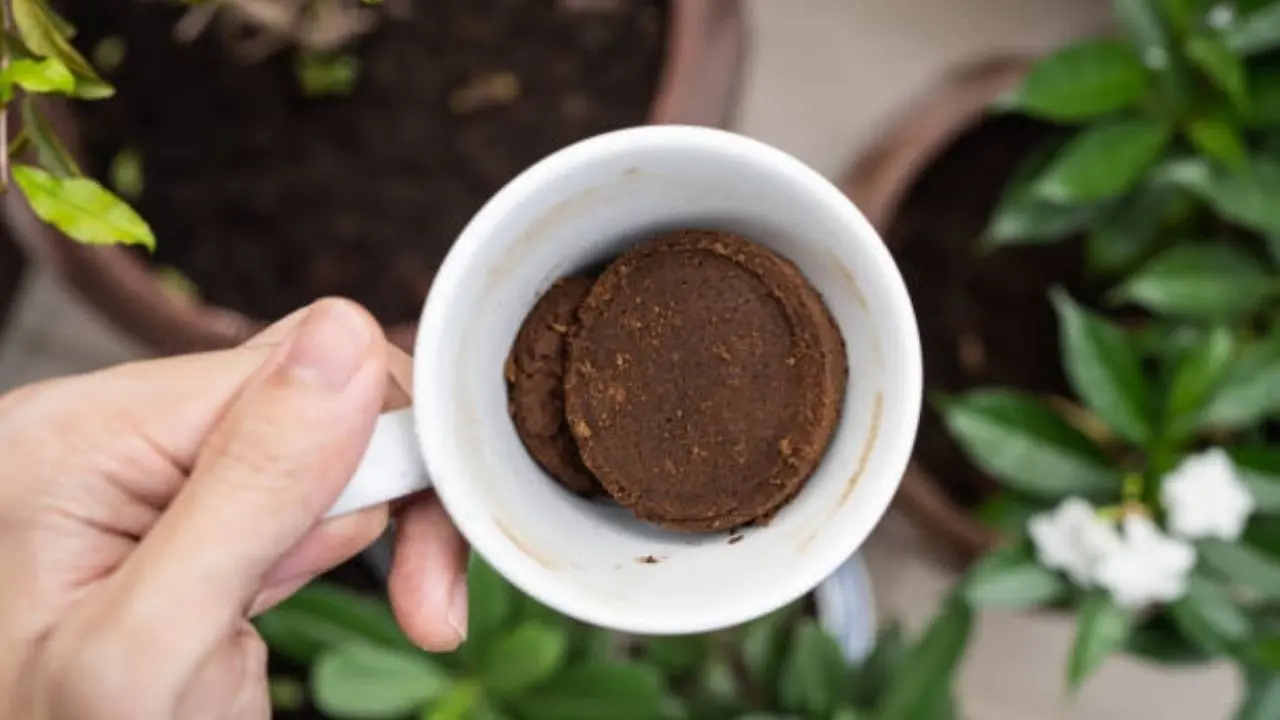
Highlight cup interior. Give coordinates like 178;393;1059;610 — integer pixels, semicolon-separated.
415;126;921;634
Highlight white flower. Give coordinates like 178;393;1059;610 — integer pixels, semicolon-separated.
1160;447;1256;541
1028;498;1123;586
1094;514;1196;609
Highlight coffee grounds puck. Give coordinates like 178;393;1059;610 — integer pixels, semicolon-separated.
506;276;601;496
564;229;847;531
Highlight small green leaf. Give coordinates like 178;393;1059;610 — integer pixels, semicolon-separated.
424;682;481;720
778;620;849;717
1114;244;1274;321
1165;326;1233;440
1225;1;1280;55
468;553;514;644
1067;593;1134;693
1236;672;1280;720
692;654;746;718
983;136;1095;247
12;164;154;249
1199;337;1280;430
1084;182;1174;276
1166;158;1280;235
0;56;73;94
878;597;972;720
973;493;1043;535
740;603;799;694
1185;33;1249;109
1169;574;1251;656
1125;615;1215;666
1199;538;1280;599
268;677;306;712
313;644;453;720
10;0;113;99
20;98;78;178
962;544;1070;609
1185;117;1247;169
253;581;415;664
1032;118;1172;203
641;635;707;676
1051;289;1152;444
519;663;666;720
1232;446;1280;514
847;621;907;709
481;622;569;696
998;39;1149;121
938;390;1121;500
831;707;869;720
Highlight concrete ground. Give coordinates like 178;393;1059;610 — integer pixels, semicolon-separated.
0;1;1240;718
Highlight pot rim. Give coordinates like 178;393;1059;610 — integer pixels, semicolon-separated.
5;0;747;355
838;55;1036;569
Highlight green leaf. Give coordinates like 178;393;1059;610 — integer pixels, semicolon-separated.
1115;0;1194;116
1165;326;1233;439
998;39;1149;121
1067;593;1134;693
1169;574;1252;656
1166;158;1280;235
691;654;746;718
847;621;907;710
777;620;849;717
424;682;481;720
466;553;514;655
1114;244;1274;321
1083;182;1174;276
1032;118;1172;203
740;603;799;694
253;581;415;664
1236;673;1280;720
878;597;972;720
1199;337;1280;430
519;663;667;720
268;677;306;712
1232;446;1280;514
973;493;1043;535
831;707;869;720
1051;289;1152;444
481;622;569;696
312;644;453;720
0;56;73;94
12;164;154;249
1185;33;1249;109
1226;1;1280;55
1125;615;1215;666
961;544;1070;609
20;98;78;178
938;389;1121;500
1199;538;1280;599
641;635;707;677
1249;63;1280;126
9;0;113;98
983;136;1095;247
1185;117;1247;169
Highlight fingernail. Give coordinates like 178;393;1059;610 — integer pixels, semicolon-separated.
282;299;373;390
447;574;469;644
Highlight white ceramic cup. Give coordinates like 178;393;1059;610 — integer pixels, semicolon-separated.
324;125;922;635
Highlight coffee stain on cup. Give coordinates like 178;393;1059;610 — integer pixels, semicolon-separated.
796;390;882;554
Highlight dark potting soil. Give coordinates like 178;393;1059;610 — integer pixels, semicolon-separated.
65;0;666;325
886;116;1090;509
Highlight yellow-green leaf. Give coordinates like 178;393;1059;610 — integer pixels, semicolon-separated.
1185;117;1247;169
12;164;154;249
1186;33;1248;110
0;57;73;94
10;0;114;99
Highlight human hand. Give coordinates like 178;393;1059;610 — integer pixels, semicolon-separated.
0;298;469;720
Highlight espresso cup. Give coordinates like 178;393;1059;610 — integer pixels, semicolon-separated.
326;126;922;635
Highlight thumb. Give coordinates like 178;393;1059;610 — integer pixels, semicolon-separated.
115;298;389;634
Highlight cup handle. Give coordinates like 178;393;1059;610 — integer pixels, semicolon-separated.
324;407;432;518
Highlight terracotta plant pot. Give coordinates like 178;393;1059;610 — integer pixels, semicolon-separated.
5;0;747;356
841;56;1037;569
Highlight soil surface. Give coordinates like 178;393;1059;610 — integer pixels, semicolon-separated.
65;0;666;326
887;116;1088;508
562;230;847;531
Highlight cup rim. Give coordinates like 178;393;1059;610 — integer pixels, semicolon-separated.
412;125;922;633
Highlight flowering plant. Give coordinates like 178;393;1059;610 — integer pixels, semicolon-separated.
935;0;1280;716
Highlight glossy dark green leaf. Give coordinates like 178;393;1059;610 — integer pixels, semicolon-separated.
1067;593;1134;693
1199;337;1280;430
1032;118;1172;202
938;390;1121;500
1186;33;1249;109
1169;574;1252;656
1236;672;1280;719
984;136;1095;247
253;581;416;664
1051;289;1152;444
962;544;1071;609
481;622;568;696
1199;538;1280;599
847;621;907;709
1166;157;1280;235
1114;244;1274;321
1084;182;1175;276
519;663;667;720
1225;1;1280;54
778;620;850;717
1186;117;1247;169
313;644;452;720
1232;446;1280;514
878;597;971;720
1165;326;1233;440
998;39;1149;121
